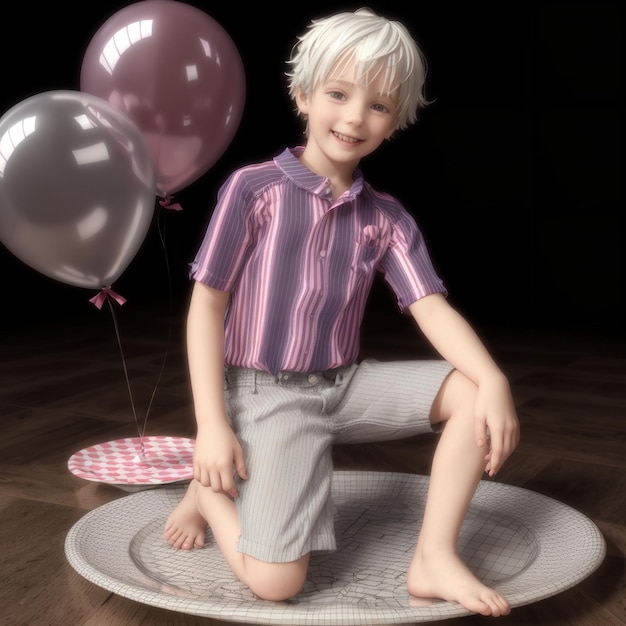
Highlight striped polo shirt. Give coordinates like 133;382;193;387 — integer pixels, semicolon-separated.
190;147;447;375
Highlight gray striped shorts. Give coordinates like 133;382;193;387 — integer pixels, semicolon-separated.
223;358;454;563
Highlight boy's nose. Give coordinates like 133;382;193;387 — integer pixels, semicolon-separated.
345;103;365;126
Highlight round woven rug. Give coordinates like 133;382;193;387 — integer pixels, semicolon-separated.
65;471;605;624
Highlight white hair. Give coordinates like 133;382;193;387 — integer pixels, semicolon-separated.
286;8;430;131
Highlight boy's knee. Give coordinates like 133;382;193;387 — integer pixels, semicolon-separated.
245;559;308;601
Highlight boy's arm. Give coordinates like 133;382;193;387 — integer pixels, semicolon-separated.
408;293;519;475
187;281;247;497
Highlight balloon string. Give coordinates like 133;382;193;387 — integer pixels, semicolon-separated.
119;203;175;453
138;204;174;442
105;296;146;461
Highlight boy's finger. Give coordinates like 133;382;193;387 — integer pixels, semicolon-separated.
475;418;488;447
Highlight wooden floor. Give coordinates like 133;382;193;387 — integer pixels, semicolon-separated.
1;295;624;626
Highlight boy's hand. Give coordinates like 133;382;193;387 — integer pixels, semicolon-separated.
474;373;520;476
193;421;248;498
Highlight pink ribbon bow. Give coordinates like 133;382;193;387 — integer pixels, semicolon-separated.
159;194;183;211
89;286;127;310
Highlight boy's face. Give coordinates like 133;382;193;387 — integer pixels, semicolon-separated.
296;59;398;171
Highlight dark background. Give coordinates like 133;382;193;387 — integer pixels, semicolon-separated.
1;1;623;337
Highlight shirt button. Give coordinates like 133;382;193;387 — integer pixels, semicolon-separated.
308;374;320;384
282;373;290;381
320;250;327;258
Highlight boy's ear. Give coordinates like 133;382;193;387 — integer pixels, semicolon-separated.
295;89;310;115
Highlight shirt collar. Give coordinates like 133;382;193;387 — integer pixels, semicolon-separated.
274;147;364;199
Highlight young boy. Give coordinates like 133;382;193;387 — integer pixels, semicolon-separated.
165;8;520;617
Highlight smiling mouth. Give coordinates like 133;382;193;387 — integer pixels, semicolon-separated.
333;131;362;144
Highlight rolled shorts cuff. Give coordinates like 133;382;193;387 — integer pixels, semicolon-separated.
237;533;337;563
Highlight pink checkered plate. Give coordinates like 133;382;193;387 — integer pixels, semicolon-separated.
68;436;195;491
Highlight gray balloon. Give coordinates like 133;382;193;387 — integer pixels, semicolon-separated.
0;90;156;289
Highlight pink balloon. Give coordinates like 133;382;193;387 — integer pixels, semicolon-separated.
0;90;156;290
80;0;246;197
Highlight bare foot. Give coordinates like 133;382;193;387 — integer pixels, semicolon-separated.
163;479;207;550
407;549;511;617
